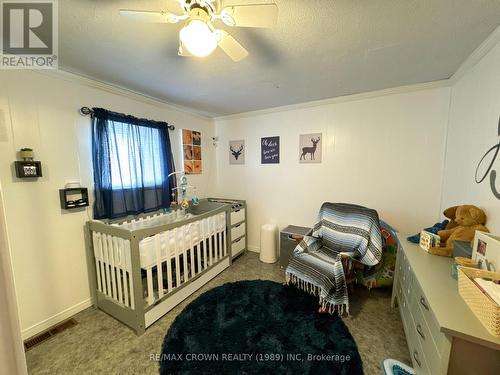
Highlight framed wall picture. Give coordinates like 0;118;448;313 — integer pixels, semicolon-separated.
261;136;280;164
299;133;322;163
182;129;202;174
229;140;245;165
472;231;500;271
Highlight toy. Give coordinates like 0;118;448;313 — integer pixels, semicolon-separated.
407;220;448;244
443;205;459;230
428;205;490;257
167;171;199;210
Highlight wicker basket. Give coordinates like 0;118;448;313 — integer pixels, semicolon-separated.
457;266;500;337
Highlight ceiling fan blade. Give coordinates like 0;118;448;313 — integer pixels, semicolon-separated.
119;9;182;24
218;31;248;62
220;3;278;28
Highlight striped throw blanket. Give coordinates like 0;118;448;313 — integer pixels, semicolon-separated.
286;203;383;314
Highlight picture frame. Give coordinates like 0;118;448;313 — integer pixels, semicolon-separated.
299;133;322;163
261;136;280;164
182;129;202;174
229;140;245;165
472;231;500;272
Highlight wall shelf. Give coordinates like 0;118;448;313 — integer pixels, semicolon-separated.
15;161;42;178
59;188;89;210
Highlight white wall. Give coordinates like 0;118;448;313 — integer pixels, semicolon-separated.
3;34;498;341
442;37;500;233
0;70;216;338
213;87;451;251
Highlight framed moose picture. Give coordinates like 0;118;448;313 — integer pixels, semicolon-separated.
299;133;322;163
229;140;245;165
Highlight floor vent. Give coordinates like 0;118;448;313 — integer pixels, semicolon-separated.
24;318;78;351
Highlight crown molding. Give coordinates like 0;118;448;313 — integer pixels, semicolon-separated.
214;80;450;121
449;24;500;85
33;24;500;122
36;68;214;121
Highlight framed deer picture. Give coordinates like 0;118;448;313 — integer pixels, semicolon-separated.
229;140;245;165
299;133;322;163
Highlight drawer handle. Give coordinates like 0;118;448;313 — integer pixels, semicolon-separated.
413;350;422;368
416;324;425;340
420;297;429;311
233;209;241;213
234;238;242;243
234;223;242;228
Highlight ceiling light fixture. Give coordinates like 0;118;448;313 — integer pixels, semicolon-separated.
179;18;218;57
120;1;279;62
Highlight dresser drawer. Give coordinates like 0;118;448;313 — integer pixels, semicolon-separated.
397;280;411;322
398;291;430;374
231;208;245;224
398;251;414;301
231;236;245;256
410;279;442;348
411;294;443;375
231;222;245;240
406;318;431;375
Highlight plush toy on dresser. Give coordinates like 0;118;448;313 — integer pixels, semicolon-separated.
442;205;459;230
428;205;489;257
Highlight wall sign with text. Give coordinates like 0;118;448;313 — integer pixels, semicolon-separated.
261;136;280;164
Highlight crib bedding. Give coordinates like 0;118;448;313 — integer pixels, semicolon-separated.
116;212;195;231
139;214;226;268
93;212;226;269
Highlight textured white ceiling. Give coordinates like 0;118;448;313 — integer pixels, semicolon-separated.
59;0;500;116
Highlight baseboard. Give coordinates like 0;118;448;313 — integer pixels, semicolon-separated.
247;245;260;253
21;298;92;340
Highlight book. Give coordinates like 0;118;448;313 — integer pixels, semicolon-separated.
420;230;440;252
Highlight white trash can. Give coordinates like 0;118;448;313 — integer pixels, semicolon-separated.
260;224;278;263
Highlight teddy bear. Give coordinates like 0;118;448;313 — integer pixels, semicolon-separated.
442;205;459;231
428;205;489;257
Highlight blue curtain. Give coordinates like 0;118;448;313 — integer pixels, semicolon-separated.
91;108;176;220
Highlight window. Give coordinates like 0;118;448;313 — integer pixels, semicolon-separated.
91;108;176;220
108;121;163;189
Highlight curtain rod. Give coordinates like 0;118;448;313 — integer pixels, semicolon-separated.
79;107;176;131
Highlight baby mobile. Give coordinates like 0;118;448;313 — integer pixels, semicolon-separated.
168;171;200;209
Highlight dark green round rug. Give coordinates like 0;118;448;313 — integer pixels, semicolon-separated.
160;280;363;375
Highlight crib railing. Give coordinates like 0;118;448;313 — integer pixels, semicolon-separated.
92;232;134;309
86;205;230;335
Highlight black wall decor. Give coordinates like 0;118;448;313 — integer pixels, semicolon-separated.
261;136;280;164
475;116;500;199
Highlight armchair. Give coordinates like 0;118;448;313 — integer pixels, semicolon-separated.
285;203;383;314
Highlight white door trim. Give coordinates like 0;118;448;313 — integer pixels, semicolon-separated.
0;182;27;375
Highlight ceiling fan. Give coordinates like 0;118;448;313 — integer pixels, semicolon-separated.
120;0;278;62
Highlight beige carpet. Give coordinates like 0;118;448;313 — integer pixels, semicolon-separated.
26;252;411;374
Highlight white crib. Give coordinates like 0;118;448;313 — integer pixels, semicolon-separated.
86;204;230;335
